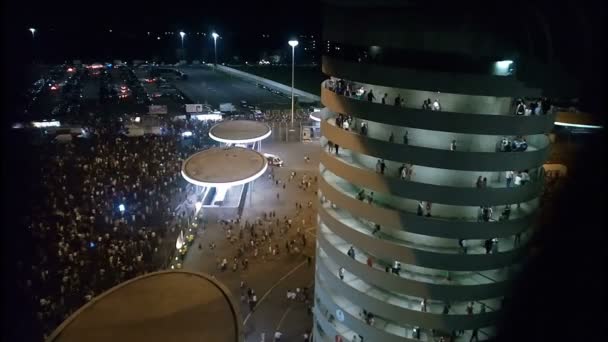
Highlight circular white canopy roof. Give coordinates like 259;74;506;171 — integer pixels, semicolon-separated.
47;271;242;342
208;120;271;144
181;147;267;187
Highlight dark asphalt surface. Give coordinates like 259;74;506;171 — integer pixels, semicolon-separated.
174;66;292;110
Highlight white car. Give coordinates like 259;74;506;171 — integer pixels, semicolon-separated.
263;153;283;167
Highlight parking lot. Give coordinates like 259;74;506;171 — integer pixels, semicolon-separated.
19;63;318;134
174;65;293;110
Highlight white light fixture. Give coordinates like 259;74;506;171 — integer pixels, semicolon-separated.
496;60;513;69
179;31;186;49
288;40;299;48
29;28;36;38
212;32;220;66
118;204;125;213
554;122;603;129
208;128;271;144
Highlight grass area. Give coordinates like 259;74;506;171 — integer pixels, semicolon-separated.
231;65;325;96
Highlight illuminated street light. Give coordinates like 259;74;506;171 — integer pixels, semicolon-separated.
118;204;125;213
212;32;219;66
29;28;36;38
288;40;299;127
179;31;186;49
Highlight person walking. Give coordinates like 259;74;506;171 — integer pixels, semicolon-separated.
376;159;382;173
450;139;457;151
366;257;373;267
380;160;386;175
482;177;488;188
484;239;492;254
417;201;424;216
394;94;401;106
459;238;467;254
466;301;474;315
399;164;406;179
347;246;355;259
367;89;376;102
470;328;479;342
403;131;409;145
521;170;530;185
476;176;483;189
338;267;345;280
422;99;429;110
381;93;388;105
506;170;514;187
432;98;441;111
514;172;522;187
372;224;380;235
421;298;427;312
388;132;394;143
514;231;522;246
425;201;432;217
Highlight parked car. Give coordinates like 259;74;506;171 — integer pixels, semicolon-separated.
263;153;284;167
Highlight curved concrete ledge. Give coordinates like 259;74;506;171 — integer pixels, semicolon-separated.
313;307;348;342
316;274;495;341
319;175;535;239
316;255;501;330
317;230;509;301
321;87;555;136
320;150;543;206
320;215;521;271
322;56;541;98
322;120;550;171
315;279;411;342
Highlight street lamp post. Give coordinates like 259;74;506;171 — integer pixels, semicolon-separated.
29;28;36;62
288;40;299;127
212;32;219;67
179;31;186;49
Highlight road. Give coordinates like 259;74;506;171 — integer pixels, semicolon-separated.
174;66;292;109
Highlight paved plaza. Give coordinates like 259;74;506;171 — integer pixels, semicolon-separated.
182;140;321;341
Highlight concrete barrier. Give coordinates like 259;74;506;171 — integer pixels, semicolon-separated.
215;64;321;103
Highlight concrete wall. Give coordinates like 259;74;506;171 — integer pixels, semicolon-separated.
323;56;541;98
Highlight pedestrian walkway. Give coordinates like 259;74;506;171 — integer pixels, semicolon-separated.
315;273;495;341
318;224;509;286
321;167;537;222
326;116;541;153
323;203;524;255
330;146;541;189
317;247;501;315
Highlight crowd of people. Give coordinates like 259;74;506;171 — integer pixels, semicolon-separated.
514;97;552;116
15;116;219;339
